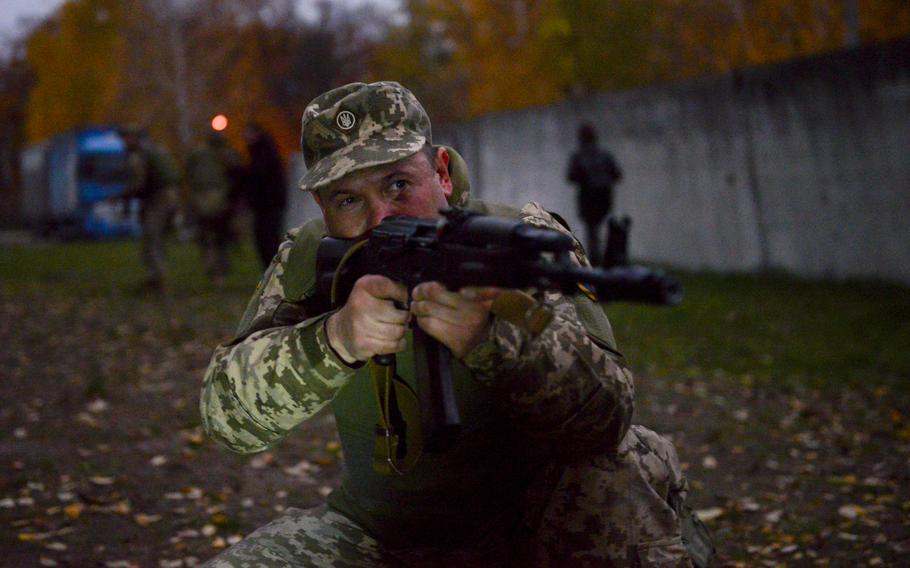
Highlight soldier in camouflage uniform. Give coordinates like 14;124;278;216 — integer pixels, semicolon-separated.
119;126;181;292
186;131;243;286
200;82;710;567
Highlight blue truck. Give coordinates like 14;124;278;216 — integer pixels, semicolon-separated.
20;126;141;239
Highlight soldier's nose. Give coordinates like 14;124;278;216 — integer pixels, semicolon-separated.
369;204;394;228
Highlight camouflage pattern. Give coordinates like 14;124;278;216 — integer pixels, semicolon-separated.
201;80;693;563
201;429;691;568
122;142;180;286
186;136;243;282
200;195;692;565
186;136;241;219
298;82;432;192
527;425;692;567
203;506;393;567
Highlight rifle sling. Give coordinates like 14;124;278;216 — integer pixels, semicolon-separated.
369;357;422;475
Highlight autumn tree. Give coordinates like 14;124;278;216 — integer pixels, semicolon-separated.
24;0;126;142
372;0;910;121
0;37;35;224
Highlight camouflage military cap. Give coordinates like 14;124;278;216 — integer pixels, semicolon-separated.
298;81;432;192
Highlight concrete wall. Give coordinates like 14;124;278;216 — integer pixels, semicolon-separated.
286;39;910;283
434;39;910;283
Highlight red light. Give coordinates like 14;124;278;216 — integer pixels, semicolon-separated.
211;115;228;131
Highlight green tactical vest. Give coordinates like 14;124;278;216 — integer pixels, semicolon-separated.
278;199;618;549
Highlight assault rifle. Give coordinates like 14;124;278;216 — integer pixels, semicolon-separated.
314;207;680;459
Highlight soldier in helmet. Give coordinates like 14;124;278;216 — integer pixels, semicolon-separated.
118;125;181;292
200;82;712;567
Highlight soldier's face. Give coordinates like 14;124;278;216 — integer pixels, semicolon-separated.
314;148;453;239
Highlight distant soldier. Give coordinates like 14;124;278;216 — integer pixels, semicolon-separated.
567;123;623;266
242;123;287;268
118;125;181;292
186;132;243;287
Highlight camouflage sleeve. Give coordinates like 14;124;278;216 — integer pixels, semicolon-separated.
199;236;358;454
461;202;634;458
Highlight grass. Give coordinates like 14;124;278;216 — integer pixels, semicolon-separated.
605;270;910;390
2;238;908;391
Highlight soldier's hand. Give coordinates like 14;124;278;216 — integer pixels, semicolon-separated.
411;282;500;359
326;275;410;364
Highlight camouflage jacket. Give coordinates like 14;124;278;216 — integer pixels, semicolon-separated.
199;199;635;546
122;142;181;200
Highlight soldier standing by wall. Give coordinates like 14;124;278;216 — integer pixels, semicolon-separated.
567;123;623;266
185;131;243;287
118;125;181;293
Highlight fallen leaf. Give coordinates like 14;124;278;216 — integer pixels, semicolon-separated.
43;542;67;551
249;453;274;469
182;487;203;500
838;504;865;519
134;513;162;526
764;510;783;523
110;500;132;515
696;507;724;521
87;399;109;413
64;502;84;519
738;497;761;512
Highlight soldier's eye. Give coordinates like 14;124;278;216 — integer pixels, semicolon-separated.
337;196;358;210
388;180;408;195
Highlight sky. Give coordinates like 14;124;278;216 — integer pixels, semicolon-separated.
0;0;65;43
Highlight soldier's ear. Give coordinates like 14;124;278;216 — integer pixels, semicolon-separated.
433;146;453;199
311;190;326;213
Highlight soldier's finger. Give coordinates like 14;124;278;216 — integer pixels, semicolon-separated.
374;302;410;325
357;275;409;304
413;281;462;309
368;321;408;342
371;337;408;355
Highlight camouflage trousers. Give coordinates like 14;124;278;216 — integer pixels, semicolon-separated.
140;188;178;285
202;426;692;568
